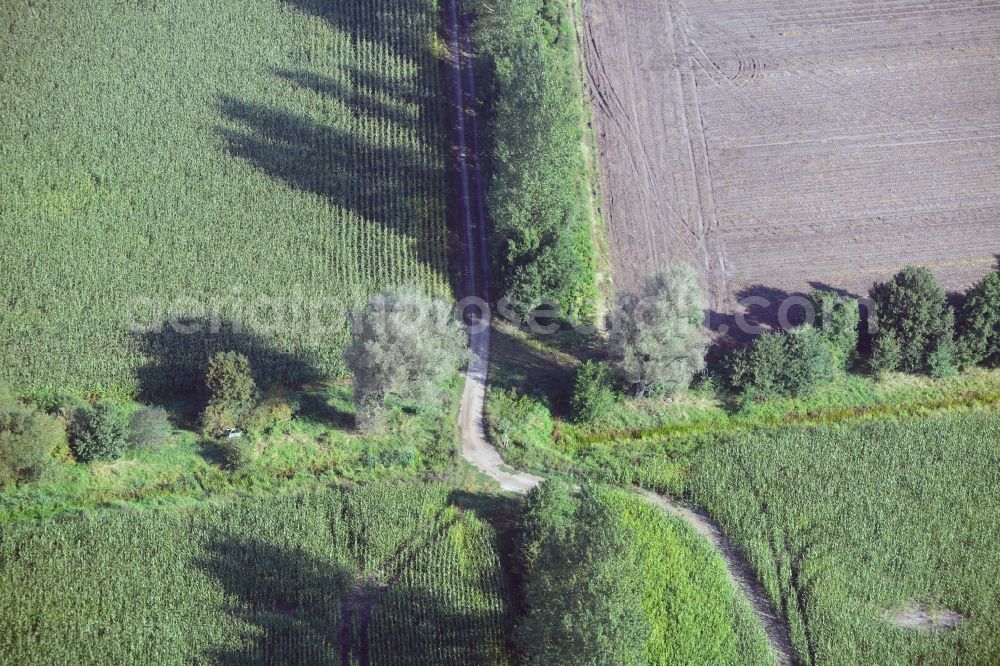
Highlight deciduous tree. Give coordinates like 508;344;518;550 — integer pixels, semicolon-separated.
344;286;468;431
611;265;708;397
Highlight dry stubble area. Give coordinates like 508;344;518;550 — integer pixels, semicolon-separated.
582;0;1000;328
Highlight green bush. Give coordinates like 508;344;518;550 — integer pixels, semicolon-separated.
244;390;298;434
927;339;959;378
957;267;1000;368
570;361;616;423
730;327;836;402
71;402;129;462
485;388;553;459
201;403;238;439
0;385;66;488
218;436;257;471
205;352;257;413
869;266;955;374
868;328;903;378
128;406;172;449
203;352;258;436
808;290;860;368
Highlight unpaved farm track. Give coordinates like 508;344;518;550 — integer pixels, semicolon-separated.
582;0;1000;319
638;490;794;665
447;3;793;662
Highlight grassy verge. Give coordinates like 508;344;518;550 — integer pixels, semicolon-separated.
485;322;1000;490
0;381;472;522
567;0;613;315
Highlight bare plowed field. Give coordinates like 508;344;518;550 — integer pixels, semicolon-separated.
582;0;1000;327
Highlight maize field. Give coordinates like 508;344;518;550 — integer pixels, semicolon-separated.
688;412;1000;664
0;0;451;397
0;485;512;664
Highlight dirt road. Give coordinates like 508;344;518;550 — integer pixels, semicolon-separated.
446;3;792;661
638;490;794;665
582;0;1000;323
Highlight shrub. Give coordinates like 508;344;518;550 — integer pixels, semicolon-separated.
205;352;258;415
203;352;258;436
928;339;958;378
27;389;88;416
956;267;1000;368
344;286;468;432
71;402;129;462
0;385;65;488
869;266;955;374
808;290;860;368
128;406;172;449
218;437;257;471
611;265;708;397
485;388;554;457
202;403;238;439
868;329;902;378
570;361;616;424
730;327;836;402
244;390;298;434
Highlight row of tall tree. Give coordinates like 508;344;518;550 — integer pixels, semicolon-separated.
570;263;1000;420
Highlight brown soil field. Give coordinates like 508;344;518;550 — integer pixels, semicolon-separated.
581;0;1000;331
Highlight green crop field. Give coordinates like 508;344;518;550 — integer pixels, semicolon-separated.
0;0;450;397
687;413;1000;664
0;484;512;664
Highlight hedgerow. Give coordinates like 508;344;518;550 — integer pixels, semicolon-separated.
467;0;597;319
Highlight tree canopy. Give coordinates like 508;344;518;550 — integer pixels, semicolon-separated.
344;286;468;431
869;266;955;376
611;265;708;396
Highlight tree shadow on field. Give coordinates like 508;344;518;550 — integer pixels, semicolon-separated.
489;326;583;417
297;385;355;430
134;318;321;401
215;0;454;283
217;97;437;263
280;0;439;62
199;537;351;665
200;534;505;665
706;285;802;347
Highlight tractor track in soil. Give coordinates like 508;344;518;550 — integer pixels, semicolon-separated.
580;0;1000;326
